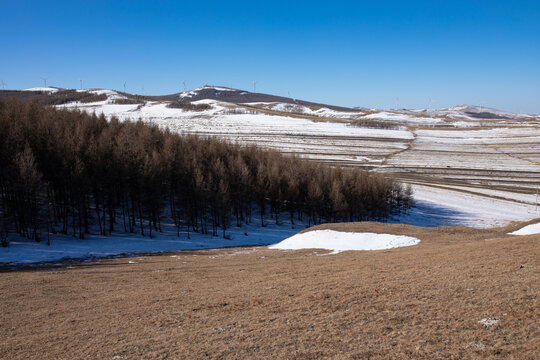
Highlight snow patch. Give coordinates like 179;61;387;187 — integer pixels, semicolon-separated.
509;222;540;235
88;89;119;96
178;86;235;99
23;87;59;93
269;230;420;254
478;318;499;327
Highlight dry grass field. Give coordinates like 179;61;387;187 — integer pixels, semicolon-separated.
1;221;538;359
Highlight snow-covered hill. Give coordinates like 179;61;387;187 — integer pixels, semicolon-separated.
2;86;539;215
10;85;538;125
1;85;539;263
408;104;536;121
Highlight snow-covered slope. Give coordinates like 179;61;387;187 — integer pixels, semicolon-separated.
409;104;536;121
23;87;59;93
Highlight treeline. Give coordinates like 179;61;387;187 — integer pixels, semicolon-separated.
0;89;107;105
167;101;212;111
0;99;412;247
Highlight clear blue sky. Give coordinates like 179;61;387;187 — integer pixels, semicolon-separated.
1;1;539;113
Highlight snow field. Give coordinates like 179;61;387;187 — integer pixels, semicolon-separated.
0;217;303;264
361;111;444;125
406;185;539;228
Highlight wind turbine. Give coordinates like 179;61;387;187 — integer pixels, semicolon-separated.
1;80;5;90
79;79;83;90
183;81;186;92
40;77;48;88
253;81;257;93
123;82;127;93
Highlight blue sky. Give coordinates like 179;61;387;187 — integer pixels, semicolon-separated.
1;1;539;113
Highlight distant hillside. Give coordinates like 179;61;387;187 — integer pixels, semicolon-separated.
155;85;357;112
0;89;109;105
0;86;536;120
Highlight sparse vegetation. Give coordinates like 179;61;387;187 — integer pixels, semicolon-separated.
167;101;212;111
0;99;411;246
0;89;107;105
112;98;145;105
349;118;401;129
224;108;259;115
0;223;537;359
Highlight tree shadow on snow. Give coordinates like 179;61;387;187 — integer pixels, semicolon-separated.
391;200;472;228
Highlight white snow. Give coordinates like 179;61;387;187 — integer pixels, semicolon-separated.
0;216;303;265
269;230;420;254
478;318;499;327
509;222;540;235
409;104;533;121
202;86;235;92
87;89;120;96
272;103;308;113
398;184;539;228
23;87;59;93
269;103;366;119
67;99;413;141
362;111;443;124
178;85;235;99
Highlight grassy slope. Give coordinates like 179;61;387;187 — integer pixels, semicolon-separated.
0;221;538;359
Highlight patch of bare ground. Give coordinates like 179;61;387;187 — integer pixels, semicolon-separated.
0;221;538;359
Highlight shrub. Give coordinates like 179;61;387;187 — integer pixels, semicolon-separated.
167;101;211;111
112;98;145;105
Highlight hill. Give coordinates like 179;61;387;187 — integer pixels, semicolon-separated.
0;86;538;231
1;220;538;359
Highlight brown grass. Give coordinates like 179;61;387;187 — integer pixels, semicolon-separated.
0;222;538;359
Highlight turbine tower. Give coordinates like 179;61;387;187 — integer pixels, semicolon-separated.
253;81;257;93
1;80;5;90
40;77;48;87
79;79;83;90
183;81;186;92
